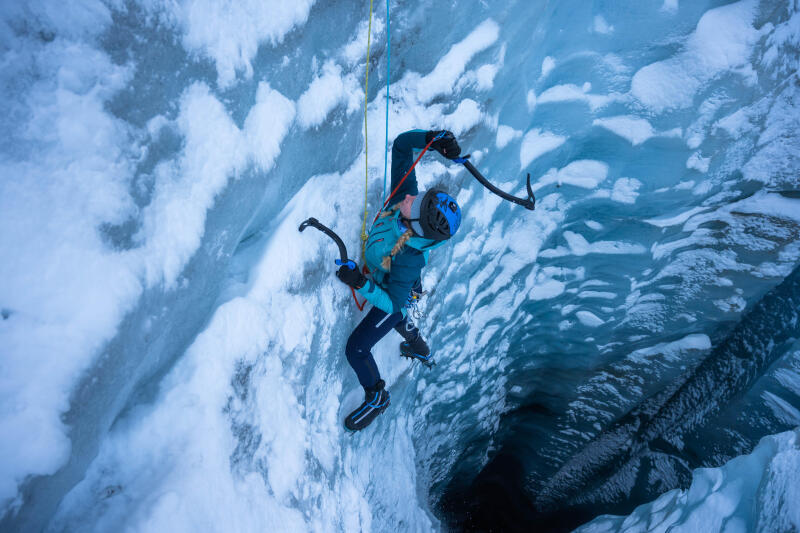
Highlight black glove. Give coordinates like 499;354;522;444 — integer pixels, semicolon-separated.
426;130;461;160
336;263;367;289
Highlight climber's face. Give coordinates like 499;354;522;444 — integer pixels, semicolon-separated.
400;194;416;218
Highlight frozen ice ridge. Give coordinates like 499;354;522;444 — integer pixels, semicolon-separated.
577;429;800;533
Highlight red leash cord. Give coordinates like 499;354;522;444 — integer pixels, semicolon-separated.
351;136;439;310
350;272;368;311
370;136;438;226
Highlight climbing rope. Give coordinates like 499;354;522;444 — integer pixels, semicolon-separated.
382;0;391;205
352;1;433;312
350;136;437;312
353;0;376;311
360;0;375;259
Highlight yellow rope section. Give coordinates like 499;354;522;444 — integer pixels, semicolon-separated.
360;0;374;259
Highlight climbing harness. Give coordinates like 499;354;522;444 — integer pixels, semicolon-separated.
406;288;427;321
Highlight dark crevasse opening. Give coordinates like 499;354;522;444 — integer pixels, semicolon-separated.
438;262;800;532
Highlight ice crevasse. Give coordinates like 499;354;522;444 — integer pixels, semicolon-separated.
1;0;800;531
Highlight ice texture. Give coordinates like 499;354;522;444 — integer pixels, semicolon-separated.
2;0;800;531
149;0;316;87
496;125;523;149
520;128;567;169
577;430;800;533
631;0;760;112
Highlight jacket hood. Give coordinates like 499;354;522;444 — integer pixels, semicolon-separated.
406;235;447;252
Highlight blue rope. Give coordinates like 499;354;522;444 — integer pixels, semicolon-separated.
381;0;391;203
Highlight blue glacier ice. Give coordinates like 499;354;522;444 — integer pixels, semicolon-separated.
577;429;800;533
1;0;799;531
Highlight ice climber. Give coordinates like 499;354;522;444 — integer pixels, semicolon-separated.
335;129;463;431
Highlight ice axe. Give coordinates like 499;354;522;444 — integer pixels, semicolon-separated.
453;155;535;210
298;217;356;270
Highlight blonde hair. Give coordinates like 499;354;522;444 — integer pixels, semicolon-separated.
380;204;414;271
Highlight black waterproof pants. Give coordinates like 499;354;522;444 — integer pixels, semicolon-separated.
345;306;420;389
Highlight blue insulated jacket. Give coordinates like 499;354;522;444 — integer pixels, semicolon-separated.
356;130;445;315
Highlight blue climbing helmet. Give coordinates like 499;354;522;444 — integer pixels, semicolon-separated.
408;188;461;241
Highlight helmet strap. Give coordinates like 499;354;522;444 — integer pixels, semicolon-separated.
401;215;422;236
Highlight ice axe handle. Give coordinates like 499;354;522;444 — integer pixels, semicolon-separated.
298;217;351;264
456;157;535;210
335;259;357;270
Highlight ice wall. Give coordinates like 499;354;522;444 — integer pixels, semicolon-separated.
2;0;800;531
576;429;800;533
0;0;314;526
435;0;800;529
1;0;511;530
534;262;800;516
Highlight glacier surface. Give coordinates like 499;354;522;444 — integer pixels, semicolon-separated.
1;0;799;531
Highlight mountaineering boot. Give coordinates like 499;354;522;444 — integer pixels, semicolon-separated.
344;380;390;431
400;335;435;368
